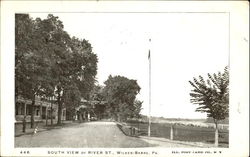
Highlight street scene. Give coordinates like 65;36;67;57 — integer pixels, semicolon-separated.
16;121;217;148
16;121;204;148
15;13;229;148
16;121;153;148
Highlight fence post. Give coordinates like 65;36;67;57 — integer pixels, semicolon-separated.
170;124;174;140
22;115;26;133
45;107;48;126
132;127;135;136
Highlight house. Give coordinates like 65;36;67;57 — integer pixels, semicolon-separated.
15;96;66;123
74;98;107;121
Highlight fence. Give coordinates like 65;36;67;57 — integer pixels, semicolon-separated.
125;121;229;145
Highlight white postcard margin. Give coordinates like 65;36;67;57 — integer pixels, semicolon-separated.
1;1;249;157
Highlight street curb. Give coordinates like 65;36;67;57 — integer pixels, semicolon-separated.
116;122;129;136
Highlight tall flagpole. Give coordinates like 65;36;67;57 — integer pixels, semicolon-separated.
148;38;151;137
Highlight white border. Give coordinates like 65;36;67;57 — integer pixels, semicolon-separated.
1;1;249;157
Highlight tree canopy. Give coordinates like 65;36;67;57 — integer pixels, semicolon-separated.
15;14;98;125
189;66;229;121
189;66;229;146
15;13;143;124
103;75;141;121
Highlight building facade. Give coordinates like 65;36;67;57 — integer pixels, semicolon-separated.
74;99;107;121
15;96;66;123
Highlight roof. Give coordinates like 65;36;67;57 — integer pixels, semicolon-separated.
75;105;88;111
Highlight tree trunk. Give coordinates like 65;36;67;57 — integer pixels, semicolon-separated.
51;103;53;126
57;102;62;125
57;96;62;125
22;116;26;132
214;119;219;147
30;95;35;128
79;112;82;122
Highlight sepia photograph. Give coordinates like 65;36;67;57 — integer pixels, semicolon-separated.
1;1;249;157
14;12;229;148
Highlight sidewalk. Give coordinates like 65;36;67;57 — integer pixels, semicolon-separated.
15;120;78;137
139;136;214;148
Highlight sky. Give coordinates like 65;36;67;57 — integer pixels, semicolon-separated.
29;13;229;119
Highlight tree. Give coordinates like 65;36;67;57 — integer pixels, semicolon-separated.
132;100;143;119
15;14;98;126
189;66;229;146
63;83;81;120
15;14;98;127
15;14;52;128
58;37;98;124
15;13;32;101
69;37;98;100
88;85;106;119
89;84;105;101
44;17;98;125
103;75;141;121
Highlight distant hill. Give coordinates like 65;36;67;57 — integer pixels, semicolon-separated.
139;115;206;122
205;117;229;124
128;115;228;129
138;115;229;125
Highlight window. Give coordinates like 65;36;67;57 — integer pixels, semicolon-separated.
26;105;32;115
21;103;25;115
15;104;19;115
36;109;39;116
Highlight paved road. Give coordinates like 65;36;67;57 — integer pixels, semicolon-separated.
15;121;155;148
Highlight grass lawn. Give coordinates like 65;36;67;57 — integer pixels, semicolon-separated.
126;121;229;147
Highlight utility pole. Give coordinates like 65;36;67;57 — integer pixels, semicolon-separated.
148;38;151;137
